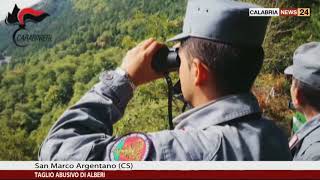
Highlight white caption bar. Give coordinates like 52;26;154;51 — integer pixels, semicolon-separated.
1;161;320;170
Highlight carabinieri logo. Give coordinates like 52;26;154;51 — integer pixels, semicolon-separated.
5;4;51;47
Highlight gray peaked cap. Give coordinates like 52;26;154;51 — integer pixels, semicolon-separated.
285;42;320;90
167;0;270;46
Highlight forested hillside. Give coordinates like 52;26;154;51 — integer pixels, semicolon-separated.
0;0;319;160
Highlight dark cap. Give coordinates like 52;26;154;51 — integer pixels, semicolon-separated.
285;42;320;90
167;0;270;46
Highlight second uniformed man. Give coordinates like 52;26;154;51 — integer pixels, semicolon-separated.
286;42;320;161
39;0;291;161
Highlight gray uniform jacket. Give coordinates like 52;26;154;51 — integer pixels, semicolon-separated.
290;114;320;161
39;70;291;161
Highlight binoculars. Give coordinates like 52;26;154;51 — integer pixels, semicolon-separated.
152;47;180;73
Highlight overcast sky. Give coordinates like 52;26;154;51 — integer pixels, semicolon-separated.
0;0;42;21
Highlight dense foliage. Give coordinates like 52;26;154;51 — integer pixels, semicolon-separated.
0;0;319;160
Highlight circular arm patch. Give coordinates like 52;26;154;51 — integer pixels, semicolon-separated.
110;133;151;161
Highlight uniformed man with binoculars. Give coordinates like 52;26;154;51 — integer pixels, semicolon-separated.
39;0;291;161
